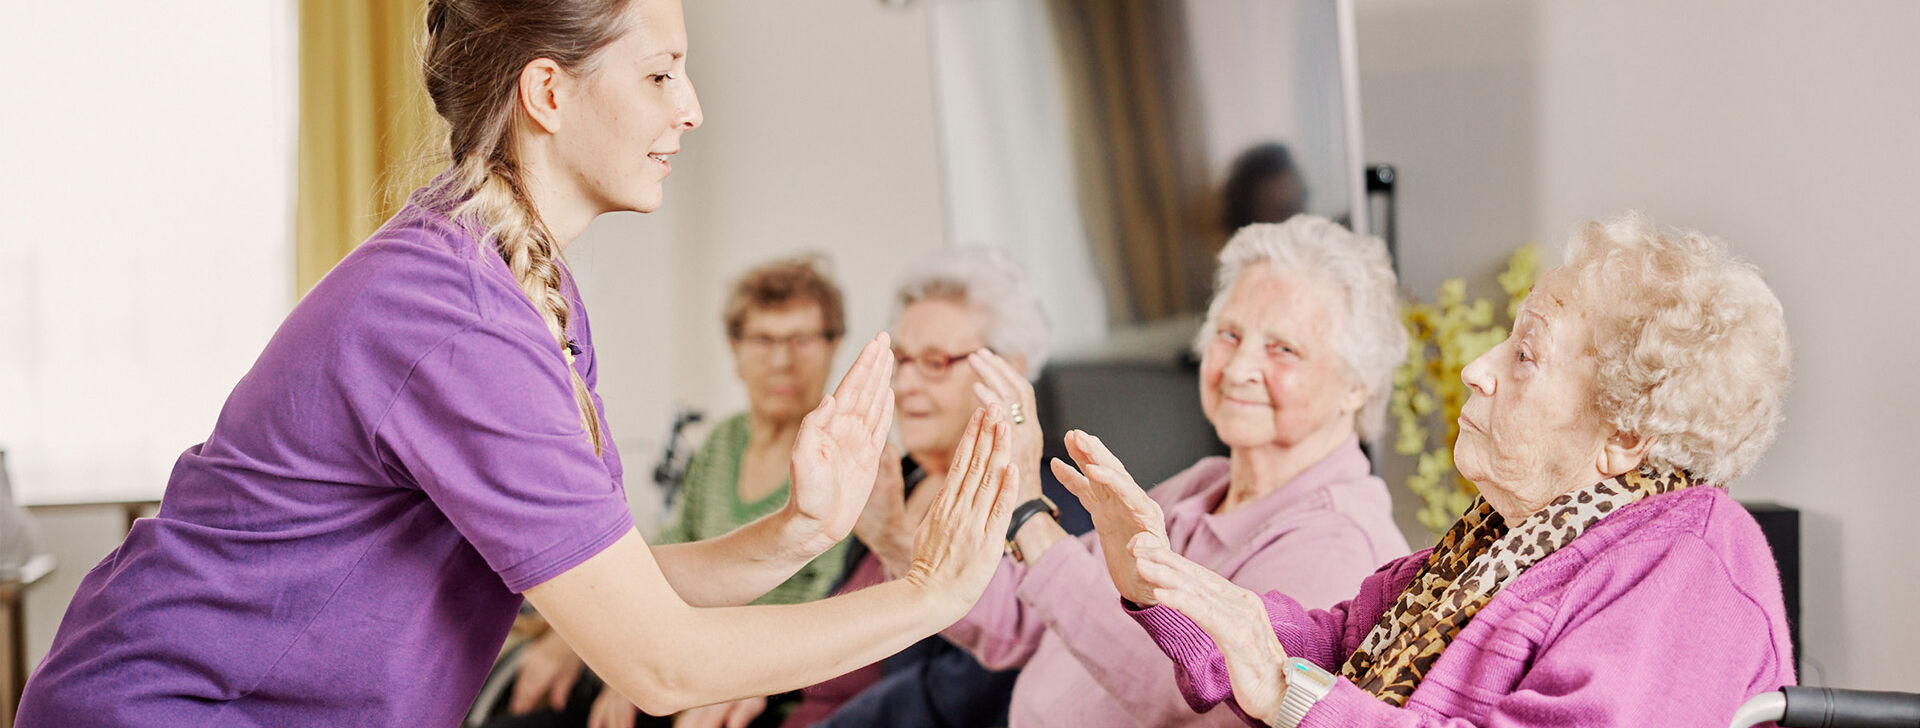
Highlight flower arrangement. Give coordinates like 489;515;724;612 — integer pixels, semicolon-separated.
1390;245;1539;532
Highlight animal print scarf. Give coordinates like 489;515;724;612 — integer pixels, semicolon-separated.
1338;468;1697;706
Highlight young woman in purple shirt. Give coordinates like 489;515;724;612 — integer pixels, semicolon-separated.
16;1;1022;725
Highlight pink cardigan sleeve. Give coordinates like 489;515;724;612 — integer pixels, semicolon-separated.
1127;552;1428;724
1298;536;1789;728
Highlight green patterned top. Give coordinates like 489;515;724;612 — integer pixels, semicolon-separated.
655;412;851;606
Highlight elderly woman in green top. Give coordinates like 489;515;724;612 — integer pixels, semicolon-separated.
491;254;851;728
656;254;854;603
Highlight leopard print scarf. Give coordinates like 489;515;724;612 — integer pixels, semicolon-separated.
1338;468;1697;706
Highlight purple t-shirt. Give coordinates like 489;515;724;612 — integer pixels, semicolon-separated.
17;198;635;726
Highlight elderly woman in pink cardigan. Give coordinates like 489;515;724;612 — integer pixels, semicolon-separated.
1067;213;1796;727
927;216;1412;727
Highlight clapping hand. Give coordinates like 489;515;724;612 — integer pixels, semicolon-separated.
902;407;1022;614
966;350;1043;502
1049;430;1168;606
1132;537;1292;722
786;333;896;554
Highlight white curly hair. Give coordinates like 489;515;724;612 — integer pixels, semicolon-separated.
1564;212;1793;485
1196;216;1407;444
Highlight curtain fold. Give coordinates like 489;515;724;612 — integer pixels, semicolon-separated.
1047;0;1212;322
296;0;438;295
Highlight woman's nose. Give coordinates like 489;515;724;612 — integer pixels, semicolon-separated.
678;76;704;130
1461;345;1496;397
1220;341;1263;384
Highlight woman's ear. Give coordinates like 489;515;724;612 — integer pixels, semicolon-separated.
1339;381;1367;417
518;58;569;134
1598;430;1653;477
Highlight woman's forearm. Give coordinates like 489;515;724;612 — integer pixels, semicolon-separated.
649;508;830;607
529;531;959;716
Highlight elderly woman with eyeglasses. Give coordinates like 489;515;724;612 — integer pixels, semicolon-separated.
1079;214;1795;728
764;248;1094;728
896;218;1413;728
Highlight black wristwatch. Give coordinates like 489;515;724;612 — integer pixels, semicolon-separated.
1006;496;1059;563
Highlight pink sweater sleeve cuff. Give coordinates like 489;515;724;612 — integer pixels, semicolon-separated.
1127;601;1234;712
1297;678;1392;728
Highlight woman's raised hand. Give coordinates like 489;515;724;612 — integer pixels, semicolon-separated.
967;350;1044;502
903;407;1022;614
787;333;896;552
1049;430;1168;606
1132;540;1292;722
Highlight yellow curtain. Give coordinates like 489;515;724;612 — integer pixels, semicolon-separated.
296;0;441;296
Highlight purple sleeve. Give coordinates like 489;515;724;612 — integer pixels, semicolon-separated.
1299;537;1789;728
375;321;633;593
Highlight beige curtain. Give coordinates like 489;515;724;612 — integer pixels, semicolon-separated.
296;0;441;295
1047;0;1213;322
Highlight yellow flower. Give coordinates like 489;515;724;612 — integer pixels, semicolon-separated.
1392;243;1539;541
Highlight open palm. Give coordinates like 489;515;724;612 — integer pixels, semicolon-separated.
787;334;896;547
1050;430;1168;606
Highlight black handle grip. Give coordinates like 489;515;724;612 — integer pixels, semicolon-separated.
1781;686;1920;727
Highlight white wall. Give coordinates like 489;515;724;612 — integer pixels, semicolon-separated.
2;0;297;682
0;2;297;506
1359;0;1920;690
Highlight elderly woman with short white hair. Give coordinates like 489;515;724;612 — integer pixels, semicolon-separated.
1075;213;1796;727
932;217;1413;727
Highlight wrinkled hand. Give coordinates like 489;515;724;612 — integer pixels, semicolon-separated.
787;333;897;552
1050;430;1168;606
509;630;583;715
967;350;1044;501
903;407;1022;614
669;696;767;728
1133;539;1291;722
586;686;640;728
851;442;913;576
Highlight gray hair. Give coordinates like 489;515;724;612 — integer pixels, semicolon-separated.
894;247;1051;380
1564;212;1792;485
1195;216;1407;444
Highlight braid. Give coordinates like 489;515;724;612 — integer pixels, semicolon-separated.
420;0;634;457
445;157;607;455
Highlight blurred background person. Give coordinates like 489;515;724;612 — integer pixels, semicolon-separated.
777;248;1095;728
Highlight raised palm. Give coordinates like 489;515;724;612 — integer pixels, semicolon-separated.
787;334;896;547
1050;430;1168;606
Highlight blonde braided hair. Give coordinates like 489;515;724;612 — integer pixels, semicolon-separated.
420;0;634;455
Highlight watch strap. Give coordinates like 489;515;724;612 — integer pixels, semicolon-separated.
1271;657;1335;727
1005;496;1059;562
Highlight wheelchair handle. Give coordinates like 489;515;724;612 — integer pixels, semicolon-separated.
1734;687;1920;728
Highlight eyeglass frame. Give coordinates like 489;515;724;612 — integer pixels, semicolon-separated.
731;330;836;353
893;346;993;379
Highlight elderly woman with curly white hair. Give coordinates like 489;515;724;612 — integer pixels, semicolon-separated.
912;218;1415;727
1065;213;1796;728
